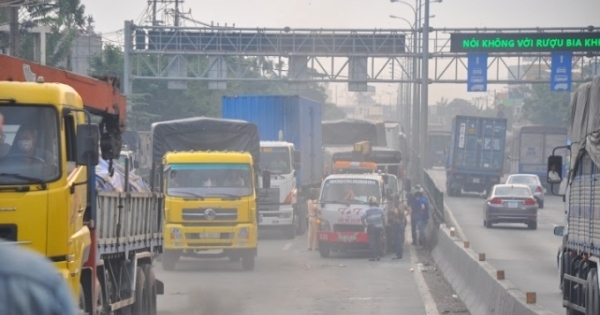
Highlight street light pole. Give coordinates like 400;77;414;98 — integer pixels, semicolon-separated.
419;0;431;181
411;1;420;182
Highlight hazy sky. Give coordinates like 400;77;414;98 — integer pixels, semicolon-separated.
81;0;600;106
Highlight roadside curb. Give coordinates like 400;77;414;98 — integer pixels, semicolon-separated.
432;224;556;315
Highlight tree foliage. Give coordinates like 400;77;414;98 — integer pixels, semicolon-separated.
521;84;571;127
89;44;343;130
20;0;89;67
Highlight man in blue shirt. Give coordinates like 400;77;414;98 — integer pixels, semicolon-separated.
361;196;387;261
411;188;430;246
0;240;78;315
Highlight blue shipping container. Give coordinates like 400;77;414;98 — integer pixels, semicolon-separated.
221;95;323;188
447;115;508;174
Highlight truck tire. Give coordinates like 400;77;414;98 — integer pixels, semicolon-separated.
79;284;86;315
162;250;179;271
528;222;537;230
132;267;148;315
242;254;255;271
143;264;157;315
319;243;330;258
586;269;599;315
285;214;298;239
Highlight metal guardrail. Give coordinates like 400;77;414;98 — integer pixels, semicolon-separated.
423;170;445;224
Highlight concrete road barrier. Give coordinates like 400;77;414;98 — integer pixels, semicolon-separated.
432;224;556;315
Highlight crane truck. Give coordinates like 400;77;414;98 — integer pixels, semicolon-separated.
0;54;164;315
551;75;600;315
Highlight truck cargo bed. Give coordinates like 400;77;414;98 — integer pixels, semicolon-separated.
96;191;163;256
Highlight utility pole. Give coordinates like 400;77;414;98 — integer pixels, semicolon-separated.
419;0;430;180
152;0;158;26
411;0;421;181
6;0;19;57
174;0;180;26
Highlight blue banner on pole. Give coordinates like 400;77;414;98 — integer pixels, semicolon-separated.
550;52;572;92
467;53;488;92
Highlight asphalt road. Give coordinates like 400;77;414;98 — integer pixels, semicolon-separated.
154;230;432;315
427;169;565;314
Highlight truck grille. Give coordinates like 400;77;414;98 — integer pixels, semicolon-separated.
0;224;17;241
182;208;237;221
185;233;234;239
334;224;364;232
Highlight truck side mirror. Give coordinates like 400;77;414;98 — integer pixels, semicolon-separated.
547;155;563;184
553;225;564;236
76;124;100;166
262;170;271;188
293;150;301;170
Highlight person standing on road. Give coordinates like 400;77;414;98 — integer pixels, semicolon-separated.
361;196;386;261
389;196;409;259
307;188;320;251
0;240;79;315
411;188;429;246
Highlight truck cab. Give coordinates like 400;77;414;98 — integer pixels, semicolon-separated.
118;145;139;172
316;173;386;258
161;151;258;271
257;141;299;238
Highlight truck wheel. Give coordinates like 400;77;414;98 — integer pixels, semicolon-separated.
242;254;255;271
319;243;330;258
586;269;599;315
485;220;492;229
162;250;179;271
79;284;87;315
285;215;297;239
132;267;147;315
143;264;157;315
528;222;537;230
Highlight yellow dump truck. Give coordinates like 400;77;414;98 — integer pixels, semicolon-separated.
150;117;262;271
0;54;163;314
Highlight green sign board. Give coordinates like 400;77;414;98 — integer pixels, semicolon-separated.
450;32;600;53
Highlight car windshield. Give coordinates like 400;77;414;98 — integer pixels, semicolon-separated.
494;186;532;197
321;178;381;204
507;176;538;185
166;163;253;197
260;147;291;175
0;105;60;185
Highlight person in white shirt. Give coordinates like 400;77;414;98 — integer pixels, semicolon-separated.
548;164;561;182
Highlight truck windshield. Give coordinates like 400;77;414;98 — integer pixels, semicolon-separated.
260;147;291;175
166;163;253;197
0;105;60;185
321;178;381;204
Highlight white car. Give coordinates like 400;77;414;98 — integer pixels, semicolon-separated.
505;174;545;208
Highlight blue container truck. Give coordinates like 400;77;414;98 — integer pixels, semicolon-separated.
445;115;508;196
222;95;323;238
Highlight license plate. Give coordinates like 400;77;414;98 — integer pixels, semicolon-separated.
338;234;357;242
472;178;480;183
508;201;518;209
198;233;220;239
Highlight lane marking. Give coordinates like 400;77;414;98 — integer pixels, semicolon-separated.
283;243;293;251
408;225;440;315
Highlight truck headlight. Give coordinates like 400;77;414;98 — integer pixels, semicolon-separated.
169;228;183;240
318;219;331;232
238;227;250;239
